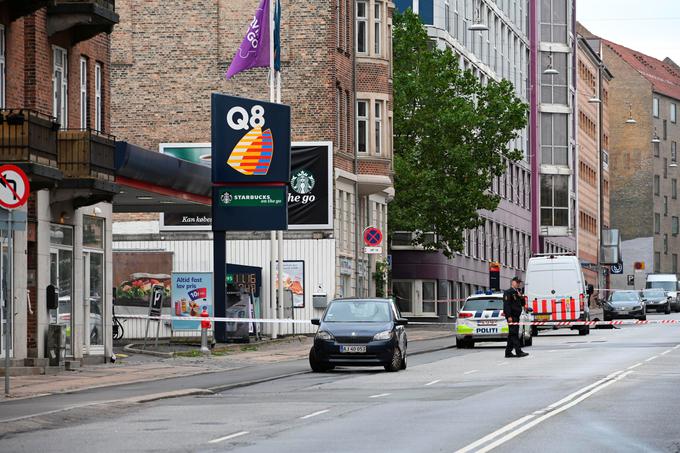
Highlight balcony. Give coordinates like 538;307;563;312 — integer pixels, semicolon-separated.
0;109;59;166
57;129;115;181
0;0;51;21
47;0;119;44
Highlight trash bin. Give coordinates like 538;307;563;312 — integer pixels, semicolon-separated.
47;324;66;367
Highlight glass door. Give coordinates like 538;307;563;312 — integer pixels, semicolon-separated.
50;224;74;356
83;251;104;353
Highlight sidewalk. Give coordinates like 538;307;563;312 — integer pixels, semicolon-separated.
1;326;454;401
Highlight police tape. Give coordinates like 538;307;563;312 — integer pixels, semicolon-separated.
114;314;680;327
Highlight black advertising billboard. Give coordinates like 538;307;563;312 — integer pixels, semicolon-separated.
160;142;332;231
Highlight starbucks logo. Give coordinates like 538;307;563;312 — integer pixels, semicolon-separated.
291;170;315;195
220;191;233;204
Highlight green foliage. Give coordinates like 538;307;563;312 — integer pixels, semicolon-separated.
373;259;390;298
391;10;528;257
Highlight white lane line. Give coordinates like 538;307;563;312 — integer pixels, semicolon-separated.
660;349;672;355
299;409;330;420
425;379;441;386
454;414;536;453
498;361;509;366
646;355;659;362
673;344;680;350
458;371;633;453
627;362;643;370
208;431;250;444
547;350;558;353
463;370;479;375
369;393;391;399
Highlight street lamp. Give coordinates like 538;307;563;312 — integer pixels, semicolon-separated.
543;53;559;76
652;128;661;143
469;4;488;31
625;102;637;124
588;90;601;104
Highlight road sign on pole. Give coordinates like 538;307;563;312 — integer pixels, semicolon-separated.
363;227;383;247
0;165;30;210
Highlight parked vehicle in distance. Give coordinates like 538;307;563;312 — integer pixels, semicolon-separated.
309;298;408;372
524;254;593;336
604;290;647;321
455;291;533;349
646;274;680;312
640;288;672;314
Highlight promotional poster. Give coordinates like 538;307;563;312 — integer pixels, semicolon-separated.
171;272;214;330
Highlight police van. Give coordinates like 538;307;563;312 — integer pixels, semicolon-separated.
524;254;594;336
455;291;533;348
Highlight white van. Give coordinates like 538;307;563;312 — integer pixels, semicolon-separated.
524;254;593;336
646;274;680;312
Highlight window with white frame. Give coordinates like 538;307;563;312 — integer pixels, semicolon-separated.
0;25;5;108
53;46;68;128
374;1;382;55
653;97;659;118
374;100;383;155
80;57;88;129
94;63;102;131
356;100;368;153
356;1;368;54
672;103;677;123
444;0;451;33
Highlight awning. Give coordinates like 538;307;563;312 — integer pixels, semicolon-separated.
113;141;211;212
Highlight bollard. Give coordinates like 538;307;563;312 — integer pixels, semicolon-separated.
200;306;211;357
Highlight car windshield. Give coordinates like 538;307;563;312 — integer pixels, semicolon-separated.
463;298;504;311
642;289;665;298
646;281;676;292
610;291;639;301
324;301;393;322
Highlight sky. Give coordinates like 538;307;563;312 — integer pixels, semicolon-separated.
577;0;680;65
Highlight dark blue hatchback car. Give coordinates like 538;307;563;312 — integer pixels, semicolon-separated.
309;298;408;372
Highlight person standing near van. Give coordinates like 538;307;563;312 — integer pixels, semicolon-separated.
503;277;529;358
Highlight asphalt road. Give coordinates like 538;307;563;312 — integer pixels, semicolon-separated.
2;315;680;452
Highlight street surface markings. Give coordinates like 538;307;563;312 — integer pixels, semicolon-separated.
463;370;479;375
498;362;509;366
369;393;391;399
627;362;643;370
455;370;631;453
660;349;672;355
208;431;250;444
674;344;680;349
424;379;441;386
299;409;330;420
645;355;659;362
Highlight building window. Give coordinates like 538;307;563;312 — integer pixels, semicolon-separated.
374;1;382;55
53;46;68;128
654;142;660;157
540;0;567;43
80;57;88;129
356;1;368;54
654;175;660;195
345;90;351;153
374;100;382;155
0;25;5;108
653;97;659;118
540;174;569;227
655;213;661;234
444;0;451;33
673;179;678;200
664;234;669;254
673;216;679;236
672;142;678;163
674;254;678;274
672;103;677;124
664;196;668;216
356;100;368;152
541;113;569;165
655;251;661;272
541;52;567;105
665;158;668;178
95;62;102;131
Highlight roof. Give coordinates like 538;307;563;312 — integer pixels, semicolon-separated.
604;39;680;101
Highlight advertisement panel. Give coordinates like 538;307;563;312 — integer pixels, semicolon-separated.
171;272;213;330
276;260;305;308
160;142;332;230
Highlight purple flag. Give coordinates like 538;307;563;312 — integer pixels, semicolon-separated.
226;0;271;79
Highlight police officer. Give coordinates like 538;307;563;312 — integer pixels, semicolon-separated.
503;277;529;358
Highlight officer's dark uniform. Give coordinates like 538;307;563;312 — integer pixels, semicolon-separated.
503;282;526;357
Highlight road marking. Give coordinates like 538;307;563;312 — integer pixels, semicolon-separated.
646;355;659;362
627;363;643;370
425;379;441;386
208;431;250;444
369;393;391;399
660;349;672;355
673;344;680;350
547;350;558;353
463;370;479;375
299;409;330;420
498;361;509;366
456;370;633;453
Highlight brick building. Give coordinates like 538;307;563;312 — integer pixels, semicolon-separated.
109;0;394;324
0;0;118;366
597;38;680;285
575;32;611;289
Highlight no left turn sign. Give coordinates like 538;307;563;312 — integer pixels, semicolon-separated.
0;164;30;210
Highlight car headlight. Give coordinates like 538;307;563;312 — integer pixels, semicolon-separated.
315;331;334;341
373;330;393;341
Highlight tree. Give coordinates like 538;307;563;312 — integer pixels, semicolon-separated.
390;9;529;257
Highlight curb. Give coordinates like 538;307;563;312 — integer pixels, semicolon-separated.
123;343;175;358
124;388;214;404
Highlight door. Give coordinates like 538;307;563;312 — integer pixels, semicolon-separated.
83;251;104;354
420;281;437;317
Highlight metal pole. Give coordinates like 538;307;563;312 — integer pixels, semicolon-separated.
214;231;227;343
277;230;284;334
529;0;540;255
2;219;8;396
597;61;604;296
270;231;277;339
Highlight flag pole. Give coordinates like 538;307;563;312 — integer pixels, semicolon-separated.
273;0;285;335
268;0;279;339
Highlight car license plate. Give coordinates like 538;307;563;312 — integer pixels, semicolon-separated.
536;314;550;321
478;320;497;326
340;345;367;353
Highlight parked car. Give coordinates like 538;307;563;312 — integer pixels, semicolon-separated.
646;274;680;312
309;298;408;372
640;288;672;314
604;290;646;321
455;291;533;348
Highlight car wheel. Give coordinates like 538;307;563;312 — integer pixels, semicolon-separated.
385;347;403;372
603;313;611;322
309;348;330;373
525;333;533;347
578;325;590;336
639;315;647;321
400;352;407;370
530;326;539;337
665;303;671;315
